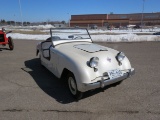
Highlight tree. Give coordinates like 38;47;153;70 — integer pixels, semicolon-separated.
6;21;15;25
1;19;6;24
61;20;66;24
27;22;30;25
110;12;114;15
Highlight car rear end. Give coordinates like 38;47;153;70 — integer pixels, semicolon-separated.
0;30;8;45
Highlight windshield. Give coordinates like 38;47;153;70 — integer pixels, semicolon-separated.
50;28;91;40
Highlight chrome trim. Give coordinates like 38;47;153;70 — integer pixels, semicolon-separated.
83;68;135;91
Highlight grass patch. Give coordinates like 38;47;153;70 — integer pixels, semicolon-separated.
136;33;153;35
90;32;153;35
90;32;121;35
10;29;154;35
12;30;49;35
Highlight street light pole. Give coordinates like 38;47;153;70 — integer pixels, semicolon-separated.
67;13;70;27
14;14;16;26
141;0;145;32
18;0;23;26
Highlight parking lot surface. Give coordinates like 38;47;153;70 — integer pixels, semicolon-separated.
0;40;160;120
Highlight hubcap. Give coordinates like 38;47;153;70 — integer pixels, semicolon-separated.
68;77;77;95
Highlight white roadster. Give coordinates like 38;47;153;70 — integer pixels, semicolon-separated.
36;28;135;99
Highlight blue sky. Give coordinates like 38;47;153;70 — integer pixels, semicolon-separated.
0;0;160;22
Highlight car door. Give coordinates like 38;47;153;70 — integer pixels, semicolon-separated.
49;47;60;77
41;41;52;69
41;40;60;77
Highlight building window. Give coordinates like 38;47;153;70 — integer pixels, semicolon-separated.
120;15;127;19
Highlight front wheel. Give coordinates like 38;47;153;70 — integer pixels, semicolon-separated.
8;37;14;50
68;73;83;100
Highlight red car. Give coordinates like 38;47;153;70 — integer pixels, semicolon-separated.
0;28;14;50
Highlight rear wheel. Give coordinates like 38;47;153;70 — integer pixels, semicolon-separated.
8;37;14;50
68;73;83;100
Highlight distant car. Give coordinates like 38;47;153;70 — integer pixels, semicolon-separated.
107;26;111;30
0;28;14;50
153;32;160;35
133;25;141;29
36;28;135;99
90;25;98;29
74;25;79;28
115;26;120;29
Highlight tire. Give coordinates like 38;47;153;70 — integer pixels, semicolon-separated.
8;37;14;50
68;73;83;100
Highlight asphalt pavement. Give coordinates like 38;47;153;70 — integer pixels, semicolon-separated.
0;40;160;120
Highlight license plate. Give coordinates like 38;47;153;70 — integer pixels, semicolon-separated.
108;69;123;79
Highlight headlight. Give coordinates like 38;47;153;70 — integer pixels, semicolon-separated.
89;57;99;68
117;52;125;62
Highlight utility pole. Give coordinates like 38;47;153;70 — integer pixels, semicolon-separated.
18;0;23;26
14;14;16;26
67;13;70;27
141;0;145;32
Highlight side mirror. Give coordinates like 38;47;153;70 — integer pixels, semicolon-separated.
68;35;74;39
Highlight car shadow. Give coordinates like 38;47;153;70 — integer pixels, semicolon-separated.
23;58;119;104
23;58;77;104
0;47;10;51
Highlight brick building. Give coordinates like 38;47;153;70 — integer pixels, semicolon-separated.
70;12;160;27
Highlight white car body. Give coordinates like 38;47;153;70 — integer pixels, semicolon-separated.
37;28;135;99
127;24;136;28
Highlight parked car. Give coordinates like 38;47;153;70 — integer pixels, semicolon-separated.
133;25;141;29
90;25;98;29
0;28;14;50
74;25;79;28
153;32;160;35
36;28;135;99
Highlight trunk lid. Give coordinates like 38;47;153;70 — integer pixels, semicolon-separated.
74;44;108;53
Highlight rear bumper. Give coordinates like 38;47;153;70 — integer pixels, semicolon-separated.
82;68;135;92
